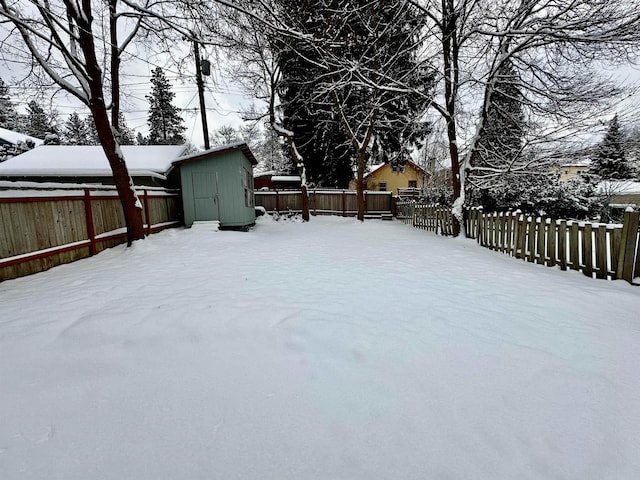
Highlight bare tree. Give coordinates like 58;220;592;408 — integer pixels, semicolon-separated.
0;0;146;244
411;0;640;234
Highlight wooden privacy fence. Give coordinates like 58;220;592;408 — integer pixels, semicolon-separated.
396;201;455;235
1;185;181;281
255;189;392;216
466;208;640;283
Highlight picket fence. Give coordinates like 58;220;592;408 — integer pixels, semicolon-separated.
396;201;640;284
0;185;181;281
255;189;393;216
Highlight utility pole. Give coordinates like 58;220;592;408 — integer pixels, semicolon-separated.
193;36;210;150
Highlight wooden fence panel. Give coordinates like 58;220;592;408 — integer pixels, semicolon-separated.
256;190;392;217
1;187;181;282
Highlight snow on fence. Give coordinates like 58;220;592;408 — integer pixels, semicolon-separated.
0;184;181;281
396;201;640;284
254;189;393;217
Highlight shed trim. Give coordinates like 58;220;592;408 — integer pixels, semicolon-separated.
172;142;258;167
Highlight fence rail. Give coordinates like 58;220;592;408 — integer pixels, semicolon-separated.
1;185;181;281
255;189;393;216
396;201;640;284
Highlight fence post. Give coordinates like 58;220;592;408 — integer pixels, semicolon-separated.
144;189;152;235
617;209;639;283
342;190;346;217
275;190;280;213
83;188;97;256
364;191;368;214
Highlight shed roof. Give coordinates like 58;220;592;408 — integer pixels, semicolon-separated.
172;142;258;167
0;145;188;179
0;127;43;146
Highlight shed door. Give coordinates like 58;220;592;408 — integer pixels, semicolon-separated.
192;172;220;221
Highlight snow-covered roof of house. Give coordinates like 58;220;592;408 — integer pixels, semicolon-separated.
597;181;640;195
0;145;188;179
172;142;258;167
0;127;43;146
364;160;427;178
271;175;301;182
558;159;591;168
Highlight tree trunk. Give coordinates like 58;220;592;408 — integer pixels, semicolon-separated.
76;0;145;245
356;147;366;221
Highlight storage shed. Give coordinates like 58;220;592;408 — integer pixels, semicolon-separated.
173;142;258;229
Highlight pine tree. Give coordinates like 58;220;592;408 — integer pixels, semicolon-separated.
136;132;148;145
63;112;90;145
84;116;100;145
0;77;17;129
117;113;136;145
146;67;186;145
589;115;634;179
25;101;50;138
275;0;428;188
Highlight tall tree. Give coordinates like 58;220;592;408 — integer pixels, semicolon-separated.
117;112;136;145
63;112;90;145
274;0;431;218
0;0;146;244
468;59;533;206
590;115;634;180
146;67;186;145
25;101;50;139
411;0;640;234
0;77;17;129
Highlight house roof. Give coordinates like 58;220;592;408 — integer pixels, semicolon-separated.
0;145;188;179
597;181;640;195
172;142;258;167
364;160;427;179
0;127;44;146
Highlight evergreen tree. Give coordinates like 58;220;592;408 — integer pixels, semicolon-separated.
589;115;634;179
117;113;136;145
146;67;186;145
0;77;17;129
63;112;90;145
474;60;526;177
275;0;427;188
25;101;51;138
469;60;531;207
136;132;148;145
84;116;100;145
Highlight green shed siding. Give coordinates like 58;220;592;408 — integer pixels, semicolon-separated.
179;150;255;228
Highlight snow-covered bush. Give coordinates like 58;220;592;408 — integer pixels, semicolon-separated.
467;173;599;220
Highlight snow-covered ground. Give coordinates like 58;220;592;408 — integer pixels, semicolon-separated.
1;216;639;480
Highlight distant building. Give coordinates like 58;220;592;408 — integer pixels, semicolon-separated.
0;127;43;162
551;159;591;182
349;160;429;196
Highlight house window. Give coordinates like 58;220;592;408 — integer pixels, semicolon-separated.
408;180;417;188
392;164;405;172
379;182;387;191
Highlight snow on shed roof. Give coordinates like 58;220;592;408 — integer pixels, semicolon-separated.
172;142;258;167
0;145;188;178
0;127;43;146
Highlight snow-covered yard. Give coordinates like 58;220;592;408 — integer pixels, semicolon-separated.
1;216;639;480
